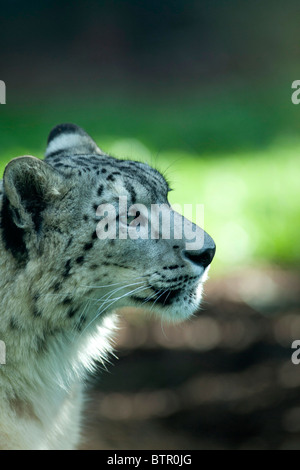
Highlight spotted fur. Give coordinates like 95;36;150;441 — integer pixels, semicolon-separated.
0;124;215;449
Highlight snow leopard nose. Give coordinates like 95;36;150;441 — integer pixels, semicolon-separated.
183;232;216;269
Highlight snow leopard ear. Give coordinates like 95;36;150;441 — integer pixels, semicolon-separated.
45;123;104;159
3;156;65;231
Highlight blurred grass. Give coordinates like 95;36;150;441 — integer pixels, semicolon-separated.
0;88;299;273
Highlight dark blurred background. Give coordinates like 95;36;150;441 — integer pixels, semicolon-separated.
1;0;300;450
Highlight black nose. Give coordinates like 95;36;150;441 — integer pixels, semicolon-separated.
184;233;216;269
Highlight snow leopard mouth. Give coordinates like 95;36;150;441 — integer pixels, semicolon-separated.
130;290;175;306
131;279;201;308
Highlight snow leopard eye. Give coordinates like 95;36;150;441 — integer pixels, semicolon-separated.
127;211;140;225
120;211;141;226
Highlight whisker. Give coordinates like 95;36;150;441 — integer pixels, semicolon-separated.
160;316;169;341
141;290;159;305
150;289;168;311
97;285;149;312
71;298;91;338
78;284;148;338
163;290;171;306
81;275;147;290
96;281;145;304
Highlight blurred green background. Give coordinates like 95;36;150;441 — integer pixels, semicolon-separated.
1;87;299;273
1;0;300;450
1;0;300;274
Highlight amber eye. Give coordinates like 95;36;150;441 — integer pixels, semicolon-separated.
119;211;141;226
127;211;140;225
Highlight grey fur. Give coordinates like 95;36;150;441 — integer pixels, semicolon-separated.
0;124;215;449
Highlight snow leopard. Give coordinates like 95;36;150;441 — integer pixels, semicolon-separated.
0;123;215;449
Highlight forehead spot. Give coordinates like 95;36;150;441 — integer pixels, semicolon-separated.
84;242;93;251
97;185;104;197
